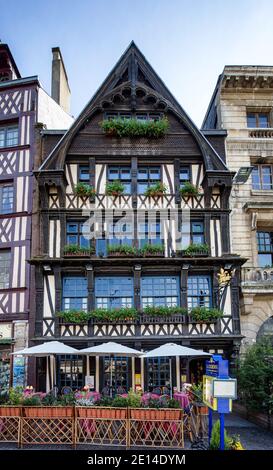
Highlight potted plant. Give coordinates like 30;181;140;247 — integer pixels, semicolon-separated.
128;390;142;420
100;117;169;138
105;181;125;196
74;182;96;197
179;182;200;197
56;310;91;324
90;307;138;322
0;387;23;416
63;244;94;257
142;305;187;319
182;243;209;257
107;244;137;257
140;243;164;257
189;307;223;323
209;419;232;450
144;182;167;197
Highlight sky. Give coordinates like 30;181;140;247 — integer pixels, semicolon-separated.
1;0;273;126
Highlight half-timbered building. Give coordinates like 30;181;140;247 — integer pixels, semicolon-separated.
32;42;244;393
0;44;73;392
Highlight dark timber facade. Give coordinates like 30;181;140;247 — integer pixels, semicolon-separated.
32;42;244;393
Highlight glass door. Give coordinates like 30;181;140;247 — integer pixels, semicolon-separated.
103;356;129;395
58;355;84;391
146;356;170;392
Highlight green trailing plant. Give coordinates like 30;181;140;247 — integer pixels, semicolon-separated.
90;307;138;321
105;180;125;196
237;338;273;414
63;244;94;255
143;305;188;317
74;182;96;197
56;310;92;323
112;396;129;408
127;389;142;408
140;243;164;256
179;182;200;196
190;307;223;322
8;387;24;405
144;182;168;197
209;419;232;450
183;243;209;256
107;244;137;256
100;117;169;138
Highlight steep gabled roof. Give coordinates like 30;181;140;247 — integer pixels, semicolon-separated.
40;41;228;172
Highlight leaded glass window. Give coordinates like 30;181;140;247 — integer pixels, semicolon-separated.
0;251;11;289
187;275;211;309
95;277;133;309
141;276;179;308
62;277;88;311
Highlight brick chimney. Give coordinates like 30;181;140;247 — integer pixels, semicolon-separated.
51;47;70;114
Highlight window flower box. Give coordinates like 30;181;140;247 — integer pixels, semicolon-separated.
77;407;127;419
100;117;169;138
73;183;96;197
180;243;210;257
107;245;137;257
0;406;21;417
140;244;165;257
63;244;94;257
23;406;74;418
105;181;125;196
144;182;167;197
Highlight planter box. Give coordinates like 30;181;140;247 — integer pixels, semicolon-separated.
140;315;186;324
77;407;127;419
179;251;209;257
130;408;181;420
194;404;208;415
108;253;136;258
188;317;218;324
141;252;164;258
0;406;21;417
23;406;74;418
63;252;93;257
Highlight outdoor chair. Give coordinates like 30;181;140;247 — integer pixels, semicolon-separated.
61;386;73;395
116;386;126;395
101;386;110;396
152;387;161;395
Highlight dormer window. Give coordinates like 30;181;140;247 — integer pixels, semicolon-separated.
247;112;270;128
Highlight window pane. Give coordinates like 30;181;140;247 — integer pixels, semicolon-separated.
252;166;260;190
141;276;179;308
138;169;148;180
149;168;160;180
247;113;256;128
79;166;89;182
0;185;13;214
180;167;190;185
95;277;133;309
258;253;272;267
6;127;18;146
62;277;88;311
187;275;211;309
0;129;5;147
259;114;269;128
0;251;11;289
261;166;272;189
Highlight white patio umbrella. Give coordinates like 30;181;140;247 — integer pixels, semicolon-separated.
12;341;79;392
142;343;211;398
80;342;142;396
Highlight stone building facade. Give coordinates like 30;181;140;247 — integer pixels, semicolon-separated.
0;43;73;393
203;66;273;351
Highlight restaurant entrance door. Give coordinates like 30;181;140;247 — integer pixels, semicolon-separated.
102;356;129;395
